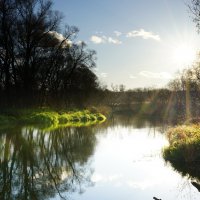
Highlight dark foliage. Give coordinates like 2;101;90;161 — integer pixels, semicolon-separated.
0;0;99;107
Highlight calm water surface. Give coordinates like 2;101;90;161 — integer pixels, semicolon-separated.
0;115;199;200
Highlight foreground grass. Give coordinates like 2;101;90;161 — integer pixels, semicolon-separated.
0;108;106;130
163;124;200;178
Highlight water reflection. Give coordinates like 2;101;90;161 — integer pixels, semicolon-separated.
164;150;200;194
97;113;170;135
0;127;96;200
0;114;199;200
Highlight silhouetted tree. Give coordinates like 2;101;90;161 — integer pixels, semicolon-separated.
0;0;97;107
189;0;200;32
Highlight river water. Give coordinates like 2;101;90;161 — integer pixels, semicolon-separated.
0;115;199;200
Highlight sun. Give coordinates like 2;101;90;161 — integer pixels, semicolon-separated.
173;44;196;66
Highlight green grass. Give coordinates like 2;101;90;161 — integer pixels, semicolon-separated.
0;108;106;130
163;125;200;162
163;124;200;179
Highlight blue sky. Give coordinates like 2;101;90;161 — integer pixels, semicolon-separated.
54;0;200;89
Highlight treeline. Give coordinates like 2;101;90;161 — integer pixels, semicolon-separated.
168;58;200;119
99;87;172;117
0;0;100;107
99;58;200;122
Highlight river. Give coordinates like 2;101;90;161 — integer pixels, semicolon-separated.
0;114;199;200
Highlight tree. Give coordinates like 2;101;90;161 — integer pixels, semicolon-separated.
119;84;125;92
189;0;200;32
0;0;97;107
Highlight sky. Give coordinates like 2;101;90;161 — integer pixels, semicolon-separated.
54;0;200;89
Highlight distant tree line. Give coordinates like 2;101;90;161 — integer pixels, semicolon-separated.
99;55;200;121
168;57;200;119
0;0;100;107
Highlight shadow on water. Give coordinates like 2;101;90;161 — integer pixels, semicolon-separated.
0;126;96;200
164;149;200;193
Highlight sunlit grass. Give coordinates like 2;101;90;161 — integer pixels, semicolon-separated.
163;124;200;179
0;109;106;130
163;125;200;163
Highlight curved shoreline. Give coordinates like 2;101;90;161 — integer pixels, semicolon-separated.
0;109;106;130
163;124;200;177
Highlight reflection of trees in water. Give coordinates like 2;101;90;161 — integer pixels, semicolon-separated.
96;113;169;134
164;147;200;195
166;162;200;198
0;127;96;200
165;158;200;183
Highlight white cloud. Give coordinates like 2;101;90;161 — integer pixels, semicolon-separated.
108;37;122;44
47;31;72;47
90;35;122;45
114;31;122;37
126;29;161;41
76;40;86;46
96;72;108;78
139;71;173;79
129;74;137;79
49;31;66;41
90;35;105;44
67;40;73;45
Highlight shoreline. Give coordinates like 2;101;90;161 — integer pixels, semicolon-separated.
0;109;106;130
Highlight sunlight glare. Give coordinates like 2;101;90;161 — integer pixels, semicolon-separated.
173;44;196;66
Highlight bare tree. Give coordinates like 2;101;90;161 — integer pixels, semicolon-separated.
189;0;200;32
0;0;98;106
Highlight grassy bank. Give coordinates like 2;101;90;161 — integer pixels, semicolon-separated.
0;108;106;130
163;124;200;179
163;125;200;162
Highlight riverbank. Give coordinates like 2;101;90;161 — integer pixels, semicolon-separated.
163;124;200;163
0;108;106;130
163;124;200;179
